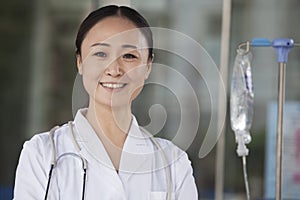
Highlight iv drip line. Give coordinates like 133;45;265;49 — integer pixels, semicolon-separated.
242;156;250;200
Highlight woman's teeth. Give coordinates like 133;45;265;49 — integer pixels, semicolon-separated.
101;83;126;89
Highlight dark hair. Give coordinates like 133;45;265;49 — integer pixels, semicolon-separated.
75;5;153;60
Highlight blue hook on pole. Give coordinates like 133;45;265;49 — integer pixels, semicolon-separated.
250;38;294;63
251;38;272;47
272;38;294;63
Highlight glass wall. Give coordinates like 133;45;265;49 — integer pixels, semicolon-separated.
1;0;300;199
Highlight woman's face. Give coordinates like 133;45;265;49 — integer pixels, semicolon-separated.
77;17;152;108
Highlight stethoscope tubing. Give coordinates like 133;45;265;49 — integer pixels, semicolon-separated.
45;124;87;200
44;164;54;200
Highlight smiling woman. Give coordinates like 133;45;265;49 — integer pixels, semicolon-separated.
78;17;151;111
13;5;198;200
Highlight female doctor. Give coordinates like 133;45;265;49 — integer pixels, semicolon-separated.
13;5;198;200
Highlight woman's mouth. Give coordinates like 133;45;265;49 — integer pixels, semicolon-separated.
100;82;127;89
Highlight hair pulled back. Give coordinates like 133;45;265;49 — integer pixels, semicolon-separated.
75;5;153;60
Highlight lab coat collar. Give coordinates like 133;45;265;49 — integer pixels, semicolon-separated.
73;108;155;178
73;108;113;169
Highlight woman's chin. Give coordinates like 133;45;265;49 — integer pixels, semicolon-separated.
94;98;131;110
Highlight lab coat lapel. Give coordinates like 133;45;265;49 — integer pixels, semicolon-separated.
119;117;155;181
73;109;115;169
73;109;155;182
73;109;126;194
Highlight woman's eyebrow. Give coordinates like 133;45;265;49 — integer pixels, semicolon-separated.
90;43;137;49
90;42;110;47
122;44;137;49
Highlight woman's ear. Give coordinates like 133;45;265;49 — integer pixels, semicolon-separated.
145;54;154;80
145;63;152;80
76;54;83;75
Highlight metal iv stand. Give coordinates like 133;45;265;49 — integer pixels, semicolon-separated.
238;38;299;200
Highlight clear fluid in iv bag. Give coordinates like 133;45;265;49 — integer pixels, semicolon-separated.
230;49;254;133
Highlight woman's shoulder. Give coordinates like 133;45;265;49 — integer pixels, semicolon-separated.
138;128;188;163
154;137;188;158
22;122;75;157
25;123;68;143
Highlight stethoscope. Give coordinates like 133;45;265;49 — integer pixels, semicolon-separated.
44;122;172;200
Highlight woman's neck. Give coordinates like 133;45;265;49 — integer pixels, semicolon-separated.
86;102;132;148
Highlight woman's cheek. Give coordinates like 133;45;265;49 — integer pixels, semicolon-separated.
83;61;106;81
81;65;106;98
127;67;148;101
125;64;148;82
82;75;97;99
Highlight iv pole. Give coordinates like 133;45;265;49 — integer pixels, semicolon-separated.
276;61;285;200
240;38;296;200
272;39;293;200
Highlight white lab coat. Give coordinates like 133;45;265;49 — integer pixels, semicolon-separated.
13;109;198;200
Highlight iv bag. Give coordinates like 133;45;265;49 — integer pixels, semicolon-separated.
230;49;254;137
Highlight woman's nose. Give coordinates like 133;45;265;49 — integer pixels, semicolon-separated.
104;58;123;77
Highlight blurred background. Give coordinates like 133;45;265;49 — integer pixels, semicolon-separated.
1;0;300;199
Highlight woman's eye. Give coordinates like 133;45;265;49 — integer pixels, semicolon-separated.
123;53;137;60
94;52;107;58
